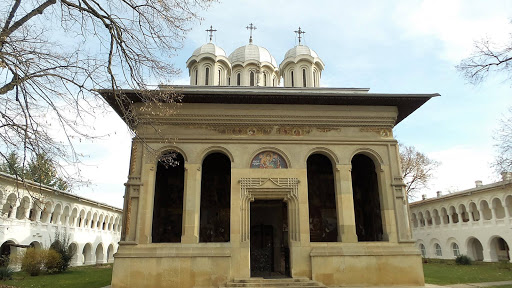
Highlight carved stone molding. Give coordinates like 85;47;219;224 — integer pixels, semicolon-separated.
360;127;393;138
239;178;300;242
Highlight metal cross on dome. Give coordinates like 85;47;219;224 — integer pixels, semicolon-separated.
294;27;306;45
206;25;217;42
246;23;257;43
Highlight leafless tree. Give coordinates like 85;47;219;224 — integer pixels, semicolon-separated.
493;107;512;174
399;143;440;201
456;21;512;85
0;0;213;190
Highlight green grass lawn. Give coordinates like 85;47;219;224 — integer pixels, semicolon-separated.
0;264;112;288
423;260;512;285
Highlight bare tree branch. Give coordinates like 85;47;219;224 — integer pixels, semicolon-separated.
0;0;214;198
399;143;440;201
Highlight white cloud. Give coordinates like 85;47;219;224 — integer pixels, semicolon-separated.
418;145;496;200
395;0;512;62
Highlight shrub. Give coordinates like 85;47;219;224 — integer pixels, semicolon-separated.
44;249;63;274
455;255;472;265
50;229;75;272
0;266;14;280
21;248;44;276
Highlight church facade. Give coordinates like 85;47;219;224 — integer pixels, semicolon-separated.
101;27;437;287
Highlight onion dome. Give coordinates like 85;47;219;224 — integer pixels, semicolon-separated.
280;45;325;71
186;42;231;86
228;44;278;68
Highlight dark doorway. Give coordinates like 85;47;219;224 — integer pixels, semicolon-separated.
152;152;185;243
307;154;338;242
351;154;384;241
250;200;290;278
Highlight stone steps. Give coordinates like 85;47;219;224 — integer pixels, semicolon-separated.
221;277;326;288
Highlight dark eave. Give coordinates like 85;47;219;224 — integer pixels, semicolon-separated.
98;86;439;125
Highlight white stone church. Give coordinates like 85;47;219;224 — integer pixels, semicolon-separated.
99;25;438;287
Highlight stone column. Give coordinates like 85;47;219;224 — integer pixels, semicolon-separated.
335;164;357;243
181;163;201;244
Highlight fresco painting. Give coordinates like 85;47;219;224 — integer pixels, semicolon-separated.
250;151;288;169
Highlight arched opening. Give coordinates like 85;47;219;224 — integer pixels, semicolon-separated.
433;209;441;225
506;195;512;218
29;241;41;249
425;210;433;226
199;153;231;242
2;193;16;218
434;243;442;257
490;237;510;262
95;243;104;264
152;152;185;243
92;212;98;229
205;67;210;85
459;204;470;222
194;69;198;85
78;209;85;227
411;213;418;228
16;196;30;220
107;244;114;263
419;243;426;258
452;243;460;257
291;71;294;87
69;243;78;266
302;68;306;87
236;73;241;86
85;211;91;227
218;69;221;86
313;70;317;87
480;200;492;220
467;237;484;261
0;241;16;267
418;212;425;227
60;206;70;225
263;72;267;86
69;208;78;226
469;202;480;221
449;206;459;224
307;154;338;242
250;71;255;86
351;154;383;241
492;198;506;219
441;207;450;224
82;243;92;265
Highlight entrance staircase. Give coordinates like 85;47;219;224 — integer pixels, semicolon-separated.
221;277;326;288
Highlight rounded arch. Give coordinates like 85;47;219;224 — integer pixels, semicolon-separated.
16;195;31;220
92;212;98;229
200;146;234;163
29;241;42;249
466;237;484;261
505;195;512;217
350;148;384;167
488;236;510;262
479;200;492;220
154;146;188;163
78;209;86;227
440;207;450;224
2;193;17;217
469;201;480;221
82;243;93;265
418;242;427;258
305;147;339;165
60;205;70;225
106;243;115;263
411;212;418;228
68;242;79;266
432;209;441;225
250;147;291;168
491;198;506;219
95;243;105;264
0;240;18;267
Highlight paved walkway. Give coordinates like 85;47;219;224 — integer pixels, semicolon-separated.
101;281;512;288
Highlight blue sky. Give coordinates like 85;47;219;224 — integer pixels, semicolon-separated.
74;0;512;207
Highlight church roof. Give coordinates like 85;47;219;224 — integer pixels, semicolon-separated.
191;42;227;57
284;45;319;59
99;86;439;125
228;44;277;67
